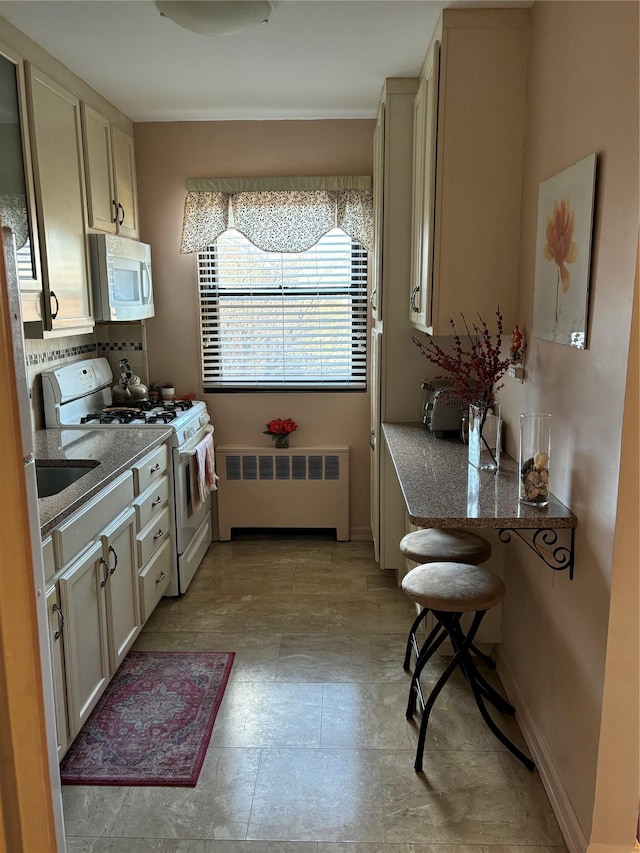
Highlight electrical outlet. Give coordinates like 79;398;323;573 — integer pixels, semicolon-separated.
508;364;524;383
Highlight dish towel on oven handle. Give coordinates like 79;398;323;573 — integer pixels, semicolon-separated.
189;433;218;513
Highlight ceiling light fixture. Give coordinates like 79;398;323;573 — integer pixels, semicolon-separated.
154;1;273;36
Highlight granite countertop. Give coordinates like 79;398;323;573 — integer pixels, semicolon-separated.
382;422;576;530
35;427;173;537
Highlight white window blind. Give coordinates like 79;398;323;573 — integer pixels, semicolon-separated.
198;228;368;390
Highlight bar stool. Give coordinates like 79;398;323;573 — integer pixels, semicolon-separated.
402;561;535;773
400;528;493;672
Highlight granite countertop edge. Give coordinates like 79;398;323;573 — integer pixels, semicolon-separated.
35;427;173;537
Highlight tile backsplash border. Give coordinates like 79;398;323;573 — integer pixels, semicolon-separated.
25;322;149;431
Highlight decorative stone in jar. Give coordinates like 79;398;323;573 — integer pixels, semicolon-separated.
519;413;551;506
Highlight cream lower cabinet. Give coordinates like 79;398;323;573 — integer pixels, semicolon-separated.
45;584;69;760
46;445;173;755
59;506;139;740
100;506;140;672
410;9;529;335
58;540;110;739
133;448;174;622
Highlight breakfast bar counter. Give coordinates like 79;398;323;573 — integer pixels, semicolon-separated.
382;422;577;574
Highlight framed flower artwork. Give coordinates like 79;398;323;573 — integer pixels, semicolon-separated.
532;153;597;348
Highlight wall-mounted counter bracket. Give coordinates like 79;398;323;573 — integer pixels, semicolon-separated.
497;527;575;579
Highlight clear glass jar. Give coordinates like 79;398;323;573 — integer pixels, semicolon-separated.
519;413;551;506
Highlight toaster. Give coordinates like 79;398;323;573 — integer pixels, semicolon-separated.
421;381;465;436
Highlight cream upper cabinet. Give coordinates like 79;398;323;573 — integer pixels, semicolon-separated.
25;64;94;335
410;9;529;335
0;43;43;323
370;101;385;322
409;46;439;331
82;104;139;239
370;78;430;570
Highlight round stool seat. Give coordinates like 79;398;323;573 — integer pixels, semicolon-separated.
402;562;505;613
399;528;492;565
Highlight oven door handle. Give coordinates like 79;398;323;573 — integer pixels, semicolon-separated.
178;425;214;462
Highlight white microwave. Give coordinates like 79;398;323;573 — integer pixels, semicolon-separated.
89;234;155;321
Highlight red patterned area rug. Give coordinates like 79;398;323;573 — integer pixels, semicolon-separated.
60;650;234;787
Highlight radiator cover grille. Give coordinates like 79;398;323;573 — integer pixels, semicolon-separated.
225;454;341;482
215;446;349;541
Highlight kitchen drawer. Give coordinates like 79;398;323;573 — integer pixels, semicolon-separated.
134;475;170;529
54;471;134;568
137;506;171;567
139;536;172;622
133;444;168;494
42;535;55;584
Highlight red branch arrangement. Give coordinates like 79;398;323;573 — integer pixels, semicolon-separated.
413;308;525;407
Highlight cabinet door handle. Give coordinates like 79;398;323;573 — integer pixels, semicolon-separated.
99;556;109;587
118;203;125;226
151;496;163;507
52;602;64;640
112;199;119;224
153;528;164;542
410;285;420;313
108;544;118;575
50;290;59;320
155;571;166;585
369;429;376;450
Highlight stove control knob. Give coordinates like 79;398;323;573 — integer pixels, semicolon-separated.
185;426;195;441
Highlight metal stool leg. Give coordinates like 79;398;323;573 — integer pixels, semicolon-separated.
403;607;429;671
413;610;486;772
406;622;449;717
446;616;535;772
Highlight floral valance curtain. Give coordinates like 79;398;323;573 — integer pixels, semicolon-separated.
179;176;373;254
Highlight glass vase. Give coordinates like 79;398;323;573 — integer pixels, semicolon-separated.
274;434;289;449
519;413;551;506
468;402;502;471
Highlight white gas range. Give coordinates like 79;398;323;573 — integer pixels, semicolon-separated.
41;358;213;595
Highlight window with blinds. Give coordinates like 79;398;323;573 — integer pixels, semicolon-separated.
198;228;368;390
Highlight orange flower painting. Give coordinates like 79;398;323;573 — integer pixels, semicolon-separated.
532;153;596;349
544;198;578;292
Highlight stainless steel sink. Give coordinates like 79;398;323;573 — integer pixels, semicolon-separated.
35;460;100;498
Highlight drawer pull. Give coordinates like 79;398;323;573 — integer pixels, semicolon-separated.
155;571;166;585
153;528;165;541
150;463;161;473
108;544;118;575
151;496;162;507
52;602;64;640
99;556;109;588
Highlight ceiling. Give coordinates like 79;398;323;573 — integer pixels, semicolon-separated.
0;0;526;122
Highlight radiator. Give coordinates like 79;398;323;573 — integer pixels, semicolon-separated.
215;445;349;541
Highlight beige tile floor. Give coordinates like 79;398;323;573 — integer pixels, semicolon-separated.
64;532;568;853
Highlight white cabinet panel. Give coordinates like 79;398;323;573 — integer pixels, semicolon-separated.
59;541;109;738
410;10;528;335
45;584;69;759
25;64;93;334
100;506;140;672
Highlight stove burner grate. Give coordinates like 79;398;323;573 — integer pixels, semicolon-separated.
147;411;177;424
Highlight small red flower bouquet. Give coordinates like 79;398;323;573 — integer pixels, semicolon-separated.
264;418;298;437
264;418;298;447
